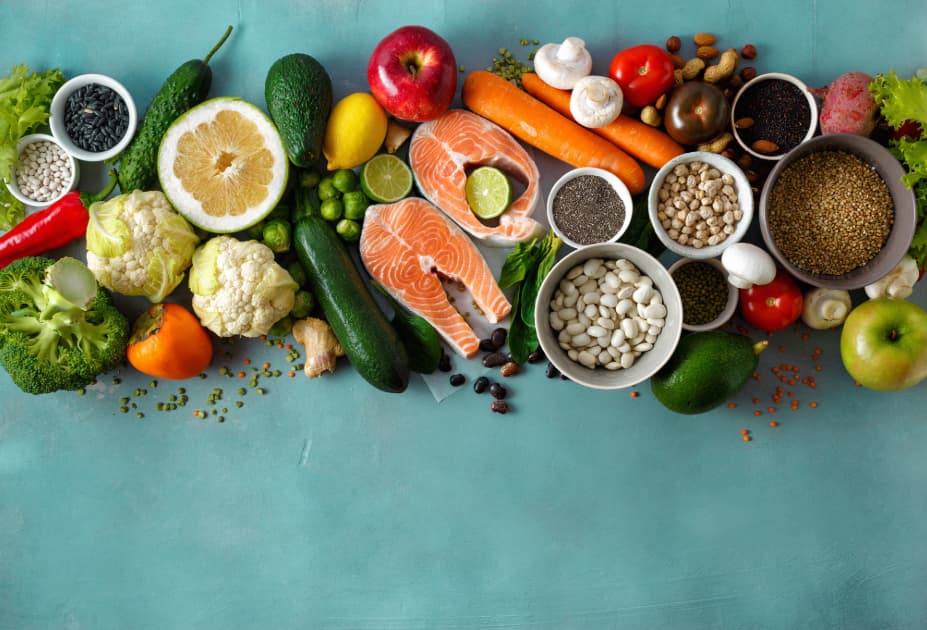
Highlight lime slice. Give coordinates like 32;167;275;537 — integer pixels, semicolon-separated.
465;166;512;219
360;153;414;203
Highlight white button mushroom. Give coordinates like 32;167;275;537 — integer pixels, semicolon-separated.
533;37;593;90
864;255;919;300
801;288;852;330
720;242;777;289
570;75;623;128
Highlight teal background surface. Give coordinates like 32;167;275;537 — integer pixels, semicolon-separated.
3;1;927;628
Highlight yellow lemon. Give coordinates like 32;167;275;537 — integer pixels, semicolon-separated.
323;92;388;171
157;97;289;233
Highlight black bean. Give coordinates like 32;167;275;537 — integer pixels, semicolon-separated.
545;362;560;379
489;382;507;400
490;327;507;349
490;400;509;414
473;376;490;394
481;351;508;368
449;373;465;387
527;348;545;364
479;338;497;352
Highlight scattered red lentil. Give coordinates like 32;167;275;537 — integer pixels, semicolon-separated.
238;371;246;378
728;402;737;409
243;359;251;365
288;371;296;378
767;406;776;413
740;428;750;435
809;401;818;408
630;391;639;398
754;409;762;416
769;420;779;427
743;434;752;442
263;362;271;369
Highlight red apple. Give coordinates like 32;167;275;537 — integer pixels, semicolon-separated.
367;25;457;122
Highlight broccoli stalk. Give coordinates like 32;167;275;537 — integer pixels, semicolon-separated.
0;256;129;394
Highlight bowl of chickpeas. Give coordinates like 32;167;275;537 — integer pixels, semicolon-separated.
534;242;683;390
648;151;754;260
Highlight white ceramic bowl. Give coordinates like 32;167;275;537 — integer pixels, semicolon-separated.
4;134;80;207
667;257;738;332
535;242;683;390
731;72;818;161
546;167;634;250
49;73;137;162
647;151;753;260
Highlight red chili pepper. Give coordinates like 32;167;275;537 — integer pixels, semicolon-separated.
0;170;118;269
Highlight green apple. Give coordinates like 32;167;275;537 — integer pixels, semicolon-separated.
840;298;927;391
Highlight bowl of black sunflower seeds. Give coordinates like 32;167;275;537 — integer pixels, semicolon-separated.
49;73;137;162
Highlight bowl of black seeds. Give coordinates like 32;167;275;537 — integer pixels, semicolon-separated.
731;72;818;161
49;73;137;162
668;257;738;331
546;167;633;250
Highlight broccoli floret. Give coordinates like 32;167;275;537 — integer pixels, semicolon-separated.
0;256;129;394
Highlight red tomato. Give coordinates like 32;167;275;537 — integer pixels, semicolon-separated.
739;269;803;332
608;44;676;108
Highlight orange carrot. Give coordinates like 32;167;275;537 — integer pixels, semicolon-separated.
461;70;646;194
521;72;684;169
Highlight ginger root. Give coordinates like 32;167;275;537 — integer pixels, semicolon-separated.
292;317;345;378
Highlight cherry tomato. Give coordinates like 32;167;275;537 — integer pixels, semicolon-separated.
739;269;803;332
608;44;676;108
664;80;731;145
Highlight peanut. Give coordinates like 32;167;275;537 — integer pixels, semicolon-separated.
751;139;779;154
680;57;705;80
693;33;718;46
703;48;739;84
674;69;685;86
697;131;733;153
696;45;720;60
665;36;682;52
640;105;662;127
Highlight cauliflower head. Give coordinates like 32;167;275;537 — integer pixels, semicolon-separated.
86;190;200;303
189;235;298;338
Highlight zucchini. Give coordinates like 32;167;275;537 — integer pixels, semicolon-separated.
116;25;233;193
293;188;409;393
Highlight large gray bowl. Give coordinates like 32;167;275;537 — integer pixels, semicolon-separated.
759;134;917;290
534;243;683;390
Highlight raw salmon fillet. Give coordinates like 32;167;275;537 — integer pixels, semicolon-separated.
409;109;545;248
360;197;511;359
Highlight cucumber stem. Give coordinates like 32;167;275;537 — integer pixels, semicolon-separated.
203;25;233;65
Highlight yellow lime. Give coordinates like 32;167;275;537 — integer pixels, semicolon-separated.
359;153;414;203
465;166;512;219
157;97;289;233
323;93;388;171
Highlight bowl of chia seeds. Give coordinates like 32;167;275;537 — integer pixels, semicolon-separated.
731;72;818;161
49;73;137;162
5;134;80;207
648;151;754;260
759;133;917;290
668;257;738;331
546;167;634;250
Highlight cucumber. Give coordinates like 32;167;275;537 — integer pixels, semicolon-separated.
293;189;409;393
265;53;332;167
116;25;233;193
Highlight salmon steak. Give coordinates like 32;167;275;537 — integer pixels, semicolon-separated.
409;109;546;248
360;197;511;359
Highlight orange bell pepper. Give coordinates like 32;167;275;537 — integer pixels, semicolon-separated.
127;303;213;380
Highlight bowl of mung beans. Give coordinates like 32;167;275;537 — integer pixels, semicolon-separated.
648;151;754;260
49;73;137;162
759;133;917;290
5;134;80;207
668;257;738;331
534;242;683;390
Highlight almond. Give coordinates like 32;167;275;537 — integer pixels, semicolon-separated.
693;33;718;46
751;139;779;154
735;117;755;129
696;45;720;60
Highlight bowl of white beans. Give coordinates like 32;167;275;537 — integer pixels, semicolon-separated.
648;151;753;260
4;134;80;207
535;242;683;390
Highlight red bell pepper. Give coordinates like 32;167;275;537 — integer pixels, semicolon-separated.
0;170;117;269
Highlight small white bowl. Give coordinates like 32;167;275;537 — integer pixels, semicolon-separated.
731;72;818;161
546;167;633;250
5;134;80;207
668;257;738;331
647;151;753;260
534;242;683;390
49;73;137;162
